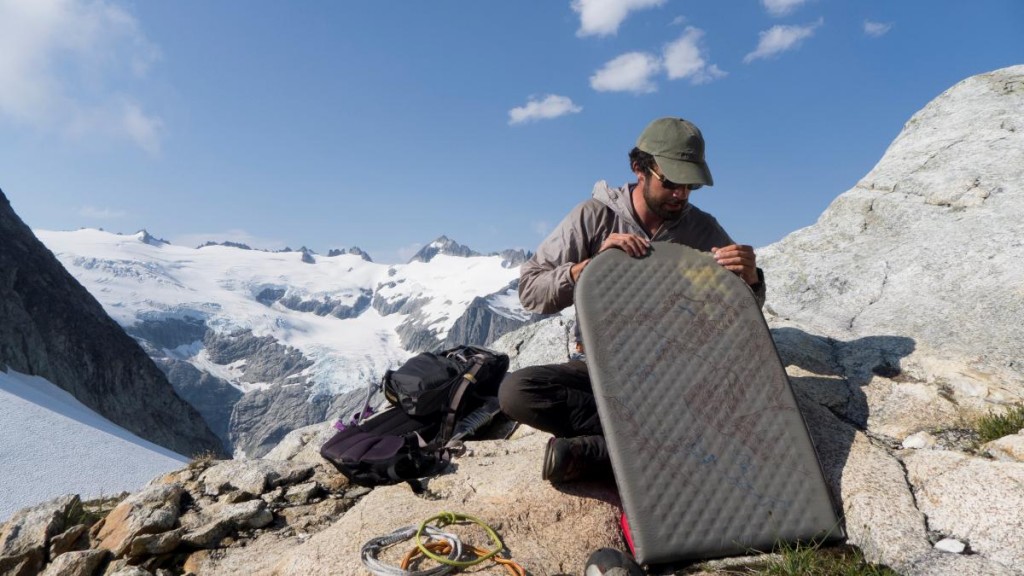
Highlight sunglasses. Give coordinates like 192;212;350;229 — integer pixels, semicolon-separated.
649;169;702;191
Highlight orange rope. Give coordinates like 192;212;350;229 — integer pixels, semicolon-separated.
401;541;526;576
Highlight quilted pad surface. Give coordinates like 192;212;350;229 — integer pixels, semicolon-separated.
576;242;842;565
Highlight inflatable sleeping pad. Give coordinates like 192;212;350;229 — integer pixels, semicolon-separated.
575;242;843;565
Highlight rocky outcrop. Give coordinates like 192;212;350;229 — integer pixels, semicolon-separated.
326;246;372;261
92;484;185;557
749;65;1024;574
759;65;1024;395
0;495;84;576
0;429;628;576
0;458;362;576
0;190;223;458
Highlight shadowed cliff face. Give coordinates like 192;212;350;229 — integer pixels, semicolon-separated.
0;190;224;458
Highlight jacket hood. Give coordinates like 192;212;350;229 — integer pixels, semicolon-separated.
591;180;634;220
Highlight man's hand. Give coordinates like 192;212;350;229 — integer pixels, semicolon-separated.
571;233;651;283
712;244;759;285
599;233;650;257
570;259;590;283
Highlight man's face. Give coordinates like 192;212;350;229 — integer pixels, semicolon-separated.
642;168;692;221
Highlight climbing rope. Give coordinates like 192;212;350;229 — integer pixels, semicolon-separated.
361;525;463;576
415;512;504;568
402;541;526;576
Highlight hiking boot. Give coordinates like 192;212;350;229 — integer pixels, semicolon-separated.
542;435;611;483
584;547;644;576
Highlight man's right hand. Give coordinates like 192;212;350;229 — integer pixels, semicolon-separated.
599;233;650;258
572;233;650;283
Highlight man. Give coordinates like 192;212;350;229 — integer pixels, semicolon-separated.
499;117;766;483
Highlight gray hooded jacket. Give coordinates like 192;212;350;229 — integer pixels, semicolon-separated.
519;180;766;315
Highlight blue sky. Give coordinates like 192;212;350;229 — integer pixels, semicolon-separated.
1;1;1021;263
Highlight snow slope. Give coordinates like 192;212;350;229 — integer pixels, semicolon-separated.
0;367;188;522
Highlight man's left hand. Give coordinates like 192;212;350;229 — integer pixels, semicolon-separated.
711;244;759;286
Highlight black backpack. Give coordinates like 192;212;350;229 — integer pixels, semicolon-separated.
320;346;509;489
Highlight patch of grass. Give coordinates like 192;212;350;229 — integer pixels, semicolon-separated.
973;403;1024;444
688;542;899;575
748;542;899;576
188;449;220;470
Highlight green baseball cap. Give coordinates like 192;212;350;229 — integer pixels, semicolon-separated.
636;117;714;187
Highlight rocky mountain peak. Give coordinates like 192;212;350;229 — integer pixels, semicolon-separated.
326;246;372;261
197;240;253;250
134;229;169;246
408;235;480;263
493;248;532;268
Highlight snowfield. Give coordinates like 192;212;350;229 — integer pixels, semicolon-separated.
34;229;524;396
0;368;189;522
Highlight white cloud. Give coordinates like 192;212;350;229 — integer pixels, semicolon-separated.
0;0;163;154
864;20;893;37
80;205;128;220
744;18;823;64
663;27;727;85
572;0;666;37
761;0;812;17
508;95;583;125
589;28;725;95
121;101;164;155
590;52;661;94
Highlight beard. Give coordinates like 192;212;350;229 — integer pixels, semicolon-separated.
642;180;687;222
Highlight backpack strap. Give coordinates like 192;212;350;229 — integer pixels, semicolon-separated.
334;375;385;431
436;356;486;447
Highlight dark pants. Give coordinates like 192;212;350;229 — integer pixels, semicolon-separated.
497;360;604;438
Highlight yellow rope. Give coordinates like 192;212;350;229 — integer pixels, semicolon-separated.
415;512;504;568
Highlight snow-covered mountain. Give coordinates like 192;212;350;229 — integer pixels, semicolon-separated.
35;229;541;457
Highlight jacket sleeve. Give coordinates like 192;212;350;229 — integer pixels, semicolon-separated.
519;203;595;314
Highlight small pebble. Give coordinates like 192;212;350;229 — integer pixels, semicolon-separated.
902;432;935;449
935;538;966;554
